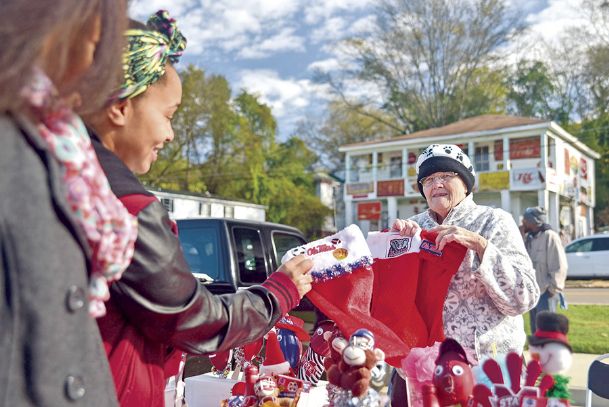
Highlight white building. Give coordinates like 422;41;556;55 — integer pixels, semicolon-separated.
149;188;266;222
339;115;600;238
314;172;344;235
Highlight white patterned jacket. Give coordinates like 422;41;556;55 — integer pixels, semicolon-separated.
410;194;540;360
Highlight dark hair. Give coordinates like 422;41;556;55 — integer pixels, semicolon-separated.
0;0;127;114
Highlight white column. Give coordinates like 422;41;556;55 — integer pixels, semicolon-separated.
345;198;354;226
538;189;549;212
549;191;559;231
402;147;408;179
573;199;579;238
501;189;511;213
468;141;475;160
387;197;398;225
503;135;511;170
372;151;378;184
540;131;548;169
345;154;352;183
588;206;595;235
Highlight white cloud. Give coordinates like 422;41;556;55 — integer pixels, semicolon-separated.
237;28;306;59
130;0;304;57
304;0;374;25
525;0;584;43
237;70;329;116
308;58;341;72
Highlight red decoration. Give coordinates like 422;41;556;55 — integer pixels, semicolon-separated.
377;180;405;197
357;201;381;221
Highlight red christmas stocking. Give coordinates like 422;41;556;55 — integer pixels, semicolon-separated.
368;230;467;360
282;225;410;366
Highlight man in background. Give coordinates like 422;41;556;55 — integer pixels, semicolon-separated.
522;207;568;332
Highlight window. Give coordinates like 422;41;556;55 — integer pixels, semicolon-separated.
474;146;490;171
592;237;609;252
565;239;594;253
177;227;224;282
272;232;306;266
389;156;402;178
233;227;267;283
160;198;174;213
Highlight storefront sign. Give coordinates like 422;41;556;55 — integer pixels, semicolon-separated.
407;152;417;164
580;157;588;180
346;182;374;196
494;138;541;161
377;180;405;197
509;137;540;160
478;171;510;191
511;168;543;190
357;201;382;221
545;167;559;193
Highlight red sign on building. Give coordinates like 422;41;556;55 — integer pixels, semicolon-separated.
494;137;541;161
377;180;405;197
357;201;382;221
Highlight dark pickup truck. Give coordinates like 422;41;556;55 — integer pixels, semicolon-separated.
176;217;307;295
176;218;310;378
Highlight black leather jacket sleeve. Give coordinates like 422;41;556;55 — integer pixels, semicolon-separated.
109;200;283;354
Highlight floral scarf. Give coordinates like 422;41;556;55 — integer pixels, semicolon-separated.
21;68;138;317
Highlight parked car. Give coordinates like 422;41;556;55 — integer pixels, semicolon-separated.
565;232;609;279
176;217;308;293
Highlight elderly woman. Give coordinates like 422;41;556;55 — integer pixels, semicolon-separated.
390;144;539;405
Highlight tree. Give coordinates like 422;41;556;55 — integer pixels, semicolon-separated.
140;66;331;236
506;60;556;119
318;0;524;133
295;101;399;173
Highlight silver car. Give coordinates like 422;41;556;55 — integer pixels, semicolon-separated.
565;233;609;279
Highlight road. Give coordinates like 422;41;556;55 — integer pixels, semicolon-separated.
564;287;609;305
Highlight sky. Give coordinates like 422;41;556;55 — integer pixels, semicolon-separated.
129;0;586;139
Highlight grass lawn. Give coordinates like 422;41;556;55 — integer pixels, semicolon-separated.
524;305;609;354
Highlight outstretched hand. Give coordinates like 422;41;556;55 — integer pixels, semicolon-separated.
276;255;313;298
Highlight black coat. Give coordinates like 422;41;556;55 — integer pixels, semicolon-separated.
0;114;118;406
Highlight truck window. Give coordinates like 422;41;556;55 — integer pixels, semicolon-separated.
272;232;306;265
233;227;267;283
178;227;224;282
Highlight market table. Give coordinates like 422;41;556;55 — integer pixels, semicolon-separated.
184;373;329;406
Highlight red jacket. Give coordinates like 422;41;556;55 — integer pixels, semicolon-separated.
92;134;299;407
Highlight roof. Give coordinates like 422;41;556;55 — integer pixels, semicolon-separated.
147;187;266;209
343;115;547;148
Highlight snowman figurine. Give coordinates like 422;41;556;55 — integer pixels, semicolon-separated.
528;311;573;401
528;311;573;374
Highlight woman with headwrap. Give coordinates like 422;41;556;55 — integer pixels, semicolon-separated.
0;0;135;405
84;11;313;407
521;206;568;333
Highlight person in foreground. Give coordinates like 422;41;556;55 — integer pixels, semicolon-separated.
522;206;568;333
0;0;133;405
389;144;539;405
84;12;313;407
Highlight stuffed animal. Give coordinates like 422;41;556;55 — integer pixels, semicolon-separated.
327;329;385;398
430;338;474;406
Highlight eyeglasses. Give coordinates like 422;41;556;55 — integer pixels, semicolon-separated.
419;172;459;187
